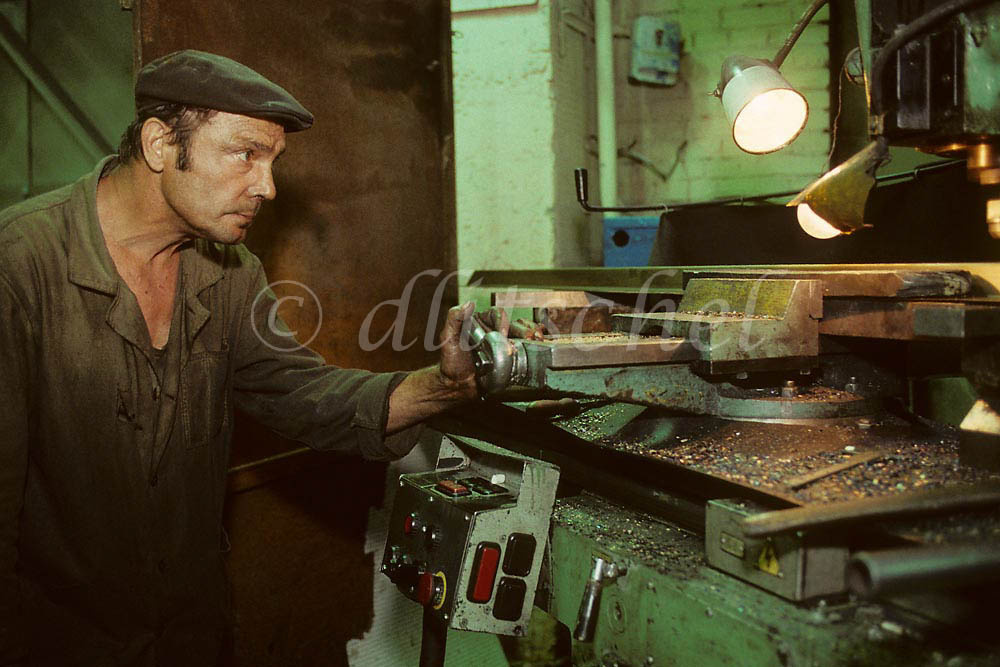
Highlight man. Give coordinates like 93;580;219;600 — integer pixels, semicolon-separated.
0;50;486;665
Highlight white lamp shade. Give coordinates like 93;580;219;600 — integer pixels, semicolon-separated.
722;65;808;154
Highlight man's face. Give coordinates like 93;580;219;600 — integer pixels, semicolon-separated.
160;112;286;245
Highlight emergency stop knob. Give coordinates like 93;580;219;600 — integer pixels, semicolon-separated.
416;571;446;608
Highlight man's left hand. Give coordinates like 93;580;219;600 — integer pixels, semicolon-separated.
437;302;509;397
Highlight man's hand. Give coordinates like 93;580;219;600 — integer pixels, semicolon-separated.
385;303;510;433
438;302;510;392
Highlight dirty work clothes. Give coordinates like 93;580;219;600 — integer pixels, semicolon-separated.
0;157;418;666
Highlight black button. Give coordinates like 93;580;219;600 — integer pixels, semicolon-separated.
150;474;158;487
493;577;526;621
157;559;168;574
503;533;536;576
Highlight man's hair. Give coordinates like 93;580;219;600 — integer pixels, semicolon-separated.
118;104;217;170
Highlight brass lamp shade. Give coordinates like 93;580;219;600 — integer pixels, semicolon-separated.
789;138;890;238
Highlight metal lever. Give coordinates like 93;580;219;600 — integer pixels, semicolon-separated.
573;167;666;214
573;556;627;642
461;315;528;394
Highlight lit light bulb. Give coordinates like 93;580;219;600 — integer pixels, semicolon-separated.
733;88;809;154
796;203;842;239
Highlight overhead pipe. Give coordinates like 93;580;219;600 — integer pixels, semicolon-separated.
594;0;617;211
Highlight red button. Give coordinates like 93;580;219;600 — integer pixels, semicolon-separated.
467;542;501;603
436;480;470;497
417;572;445;607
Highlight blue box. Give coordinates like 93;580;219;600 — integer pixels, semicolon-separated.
603;216;661;266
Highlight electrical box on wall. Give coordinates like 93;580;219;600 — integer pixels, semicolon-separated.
603;216;660;266
629;17;681;86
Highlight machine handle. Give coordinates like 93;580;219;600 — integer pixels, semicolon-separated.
573;556;627;642
460;314;527;394
573;167;666;214
574;168;589;206
572;558;605;641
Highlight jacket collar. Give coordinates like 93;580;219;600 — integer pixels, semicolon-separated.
67;157;225;348
67;157;225;298
66;156;119;295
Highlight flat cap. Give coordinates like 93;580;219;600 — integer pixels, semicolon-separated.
135;49;313;132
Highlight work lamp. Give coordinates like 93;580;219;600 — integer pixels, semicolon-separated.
789;137;889;238
718;56;809;155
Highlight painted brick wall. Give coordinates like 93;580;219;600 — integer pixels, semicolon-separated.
617;0;831;205
452;2;561;274
452;0;831;275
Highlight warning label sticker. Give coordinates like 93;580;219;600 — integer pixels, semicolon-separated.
757;542;780;576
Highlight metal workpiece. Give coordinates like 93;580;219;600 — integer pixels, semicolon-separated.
611;278;823;371
846;545;1000;599
522;334;699;369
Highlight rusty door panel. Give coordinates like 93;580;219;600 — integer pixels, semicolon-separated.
135;2;455;664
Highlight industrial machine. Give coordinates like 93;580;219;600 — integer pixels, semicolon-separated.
382;2;1000;665
405;263;1000;666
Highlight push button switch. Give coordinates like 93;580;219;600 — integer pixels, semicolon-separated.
493;577;526;621
466;542;500;603
436;479;471;497
503;533;536;576
416;571;446;608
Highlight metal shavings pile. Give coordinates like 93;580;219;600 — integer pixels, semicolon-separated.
686;310;776;320
552;493;703;577
750;386;861;403
544;333;632;344
561;408;1000;505
642;418;1000;505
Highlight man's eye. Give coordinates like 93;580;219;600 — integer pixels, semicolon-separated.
239;150;253;162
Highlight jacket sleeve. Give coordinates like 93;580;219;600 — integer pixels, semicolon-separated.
0;276;30;665
229;260;421;461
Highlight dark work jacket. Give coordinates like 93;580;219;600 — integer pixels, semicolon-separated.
0;158;419;666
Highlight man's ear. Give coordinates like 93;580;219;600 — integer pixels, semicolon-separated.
139;118;173;173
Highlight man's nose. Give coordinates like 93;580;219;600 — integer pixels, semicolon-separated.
249;164;277;200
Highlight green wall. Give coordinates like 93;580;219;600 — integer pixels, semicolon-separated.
0;0;133;210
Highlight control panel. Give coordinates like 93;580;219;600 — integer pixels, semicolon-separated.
381;433;559;635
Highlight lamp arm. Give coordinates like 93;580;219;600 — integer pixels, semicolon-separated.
773;0;829;68
869;0;995;118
